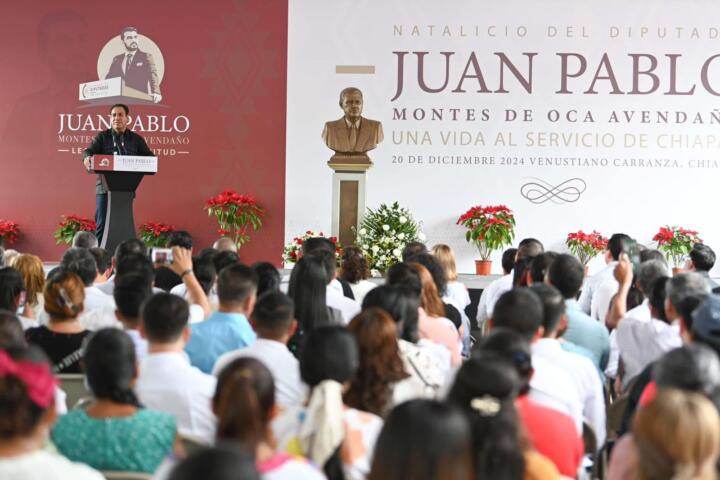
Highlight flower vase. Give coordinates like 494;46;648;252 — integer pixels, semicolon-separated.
475;260;492;275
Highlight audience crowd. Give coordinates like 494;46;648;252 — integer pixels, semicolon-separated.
1;231;720;480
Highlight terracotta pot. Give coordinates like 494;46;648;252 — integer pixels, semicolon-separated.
672;267;683;276
475;260;492;275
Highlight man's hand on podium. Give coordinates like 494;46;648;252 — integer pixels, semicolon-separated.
83;156;93;171
151;93;162;103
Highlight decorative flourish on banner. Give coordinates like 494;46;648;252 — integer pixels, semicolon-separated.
520;178;587;204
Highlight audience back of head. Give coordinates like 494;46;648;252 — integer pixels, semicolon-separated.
43;271;84;320
368;399;472;480
59;248;97;287
141;292;190;344
401;241;427;262
690;243;716;273
251;262;280;297
84;328;140;406
166;230;193;250
217;264;258;308
0;267;24;312
547;254;584;300
362;284;420;343
340;246;369;284
72;231;98;249
168;445;259;480
492;288;544;341
251;290;295;340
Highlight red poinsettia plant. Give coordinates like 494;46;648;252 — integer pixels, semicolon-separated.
54;215;96;245
0;220;21;246
205;190;265;249
138;222;176;248
566;230;608;266
457;205;516;260
653;226;702;267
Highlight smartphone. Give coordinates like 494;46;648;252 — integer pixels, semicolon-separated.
151;248;173;265
620;238;641;273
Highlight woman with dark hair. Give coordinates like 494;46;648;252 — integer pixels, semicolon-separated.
213;357;324;479
51;329;180;473
25;271;90;373
362;285;446;396
447;354;560;480
287;255;342;356
340;246;376;304
0;345;103;479
273;326;383;480
408;263;461;367
168;445;259;480
368;399;473;480
0;267;28;327
345;308;409;416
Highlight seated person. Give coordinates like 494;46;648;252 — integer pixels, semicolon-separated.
273;327;383;480
25;271;90;374
113;273;152;361
212;291;304;409
185;264;258;373
214;357;324;479
136;293;217;444
0;345;103;480
52;329;180;473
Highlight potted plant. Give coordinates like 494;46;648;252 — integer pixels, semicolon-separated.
138;222;176;248
566;230;608;275
653;226;702;273
205;190;264;250
355;202;424;276
282;230;341;266
0;220;21;247
53;215;95;245
457;205;515;275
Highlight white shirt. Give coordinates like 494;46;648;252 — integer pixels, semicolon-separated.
476;274;513;327
326;284;361;325
125;328;148;362
395;339;445;401
533;338;607;445
0;450;104;480
445;281;471;309
528;349;585;435
212;339;306;409
577;261;617;317
84;285;115;311
263;458;326;480
96;276;114;295
606;301;652;379
348;279;377;305
616;305;682;386
136;351;217;443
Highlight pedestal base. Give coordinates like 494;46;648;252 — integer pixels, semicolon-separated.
328;154;372;246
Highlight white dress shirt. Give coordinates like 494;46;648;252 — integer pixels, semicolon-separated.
125;328;148;362
527;349;585;435
577;261;617;318
326;284;361;324
616;303;682;387
476;274;513;327
212;338;306;409
136;351;217;443
533;338;606;444
96;276;114;295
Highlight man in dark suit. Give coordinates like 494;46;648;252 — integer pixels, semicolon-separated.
322;87;383;153
106;26;162;103
82;104;154;242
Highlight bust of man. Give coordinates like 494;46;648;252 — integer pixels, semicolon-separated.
322;87;384;154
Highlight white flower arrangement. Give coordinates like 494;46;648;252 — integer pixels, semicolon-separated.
354;202;423;275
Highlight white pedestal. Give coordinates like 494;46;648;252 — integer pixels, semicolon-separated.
328;154;372;246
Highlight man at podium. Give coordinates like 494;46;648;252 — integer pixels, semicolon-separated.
82;104;153;241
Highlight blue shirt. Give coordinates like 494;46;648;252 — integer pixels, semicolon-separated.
563;299;610;371
185;311;256;373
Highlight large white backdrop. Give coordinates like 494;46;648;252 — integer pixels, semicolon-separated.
286;0;720;274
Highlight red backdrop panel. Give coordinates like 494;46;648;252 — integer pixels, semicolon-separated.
0;0;287;263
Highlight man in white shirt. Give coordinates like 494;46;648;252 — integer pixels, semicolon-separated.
476;247;518;328
578;233;631;320
213;290;305;408
489;288;584;434
96;239;148;296
113;272;152;362
531;283;607;444
136;292;217;443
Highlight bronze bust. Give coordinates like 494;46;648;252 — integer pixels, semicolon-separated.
322;87;384;154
